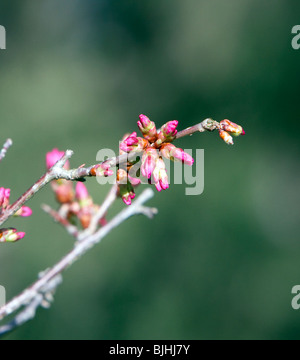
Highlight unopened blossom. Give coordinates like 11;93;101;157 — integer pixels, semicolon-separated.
219;130;234;145
90;163;114;177
51;181;75;204
0;228;25;243
75;182;89;201
119;132;148;153
0;187;10;208
155;120;178;146
153;157;169;192
75;182;93;207
119;183;136;205
15;206;33;217
46;148;69;170
220;119;245;137
74;183;106;229
141;148;159;179
160;144;194;166
137;114;157;142
117;168;129;185
128;174;141;186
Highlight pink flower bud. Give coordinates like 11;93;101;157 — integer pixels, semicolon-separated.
52;182;75;204
141;148;159;179
0;228;26;243
153;157;169;192
122;191;136;206
155;120;178;146
15;232;26;241
75;182;89;201
220;120;245;137
119;184;136;205
46;148;69;170
128;175;141;186
137;114;157;142
90;163;114;177
219;130;234;145
161;144;194;166
120;133;149;153
0;188;4;207
15;206;32;217
0;187;10;208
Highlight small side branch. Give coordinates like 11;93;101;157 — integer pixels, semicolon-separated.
0;139;13;163
41;204;79;239
0;189;157;333
176;118;220;140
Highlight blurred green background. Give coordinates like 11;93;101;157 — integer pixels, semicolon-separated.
1;0;300;340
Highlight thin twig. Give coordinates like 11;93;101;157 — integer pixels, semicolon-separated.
0;275;62;336
0;189;157;330
0;139;13;163
41;204;79;238
175;118;220;140
77;184;118;241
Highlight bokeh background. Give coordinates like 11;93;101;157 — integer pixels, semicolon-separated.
1;0;300;340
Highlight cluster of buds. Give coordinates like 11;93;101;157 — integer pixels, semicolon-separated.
46;149;107;229
0;187;32;243
118;114;194;203
219;119;245;145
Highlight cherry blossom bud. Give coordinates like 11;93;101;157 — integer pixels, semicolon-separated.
153;157;169;192
75;182;89;201
0;228;26;243
15;206;33;217
119;184;136;205
137;114;157;142
117;169;128;185
219;130;234;145
141;148;159;179
90;163;114;177
119;133;148;153
220;119;245;137
156;120;178;146
52;183;75;204
46;148;69;170
0;187;10;208
161;144;194;166
128;175;141;186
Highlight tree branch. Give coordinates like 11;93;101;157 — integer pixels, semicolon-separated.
175;118;220;140
0;188;157;335
0;119;218;228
